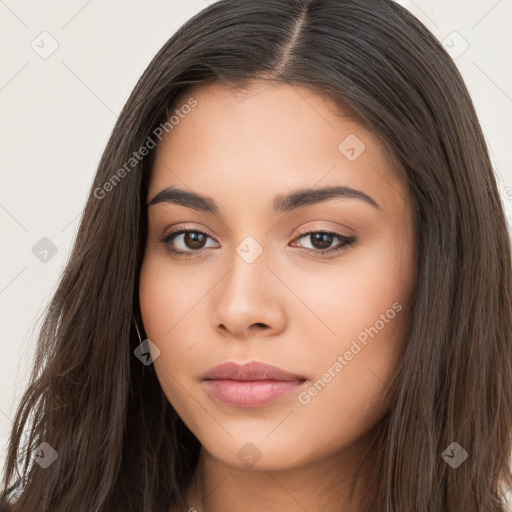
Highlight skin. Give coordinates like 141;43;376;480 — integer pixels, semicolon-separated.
139;80;416;512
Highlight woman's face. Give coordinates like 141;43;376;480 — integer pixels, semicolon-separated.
139;80;415;471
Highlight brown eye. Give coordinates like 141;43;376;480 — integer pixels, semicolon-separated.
159;229;218;257
293;230;357;256
306;232;334;250
182;231;207;250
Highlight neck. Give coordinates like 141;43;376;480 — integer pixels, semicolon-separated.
183;441;372;512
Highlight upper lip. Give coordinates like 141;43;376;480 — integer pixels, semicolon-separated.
201;361;307;381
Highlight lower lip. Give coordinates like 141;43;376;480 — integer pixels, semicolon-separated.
203;379;306;408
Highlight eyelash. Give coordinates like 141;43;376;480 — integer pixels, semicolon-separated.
158;226;357;259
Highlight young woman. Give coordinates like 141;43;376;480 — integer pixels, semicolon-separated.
1;0;511;511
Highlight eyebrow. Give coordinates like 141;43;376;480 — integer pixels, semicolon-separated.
147;185;380;213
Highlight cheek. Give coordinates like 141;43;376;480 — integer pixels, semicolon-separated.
294;229;413;412
138;248;214;405
298;227;413;354
139;251;187;375
139;255;171;342
139;248;209;341
139;253;191;418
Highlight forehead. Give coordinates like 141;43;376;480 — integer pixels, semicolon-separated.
149;80;406;216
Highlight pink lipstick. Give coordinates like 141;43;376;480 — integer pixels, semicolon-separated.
201;361;307;408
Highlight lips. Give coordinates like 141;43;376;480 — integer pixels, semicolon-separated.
201;361;307;381
201;361;308;408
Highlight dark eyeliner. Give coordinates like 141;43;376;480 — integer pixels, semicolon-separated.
158;228;356;258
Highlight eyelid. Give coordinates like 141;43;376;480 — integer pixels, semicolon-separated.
162;221;353;238
162;224;217;241
293;222;354;238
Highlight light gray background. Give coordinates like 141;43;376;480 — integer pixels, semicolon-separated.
1;0;511;487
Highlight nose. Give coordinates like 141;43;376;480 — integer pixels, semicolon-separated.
211;246;287;340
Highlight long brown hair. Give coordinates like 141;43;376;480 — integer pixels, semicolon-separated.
2;0;511;510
